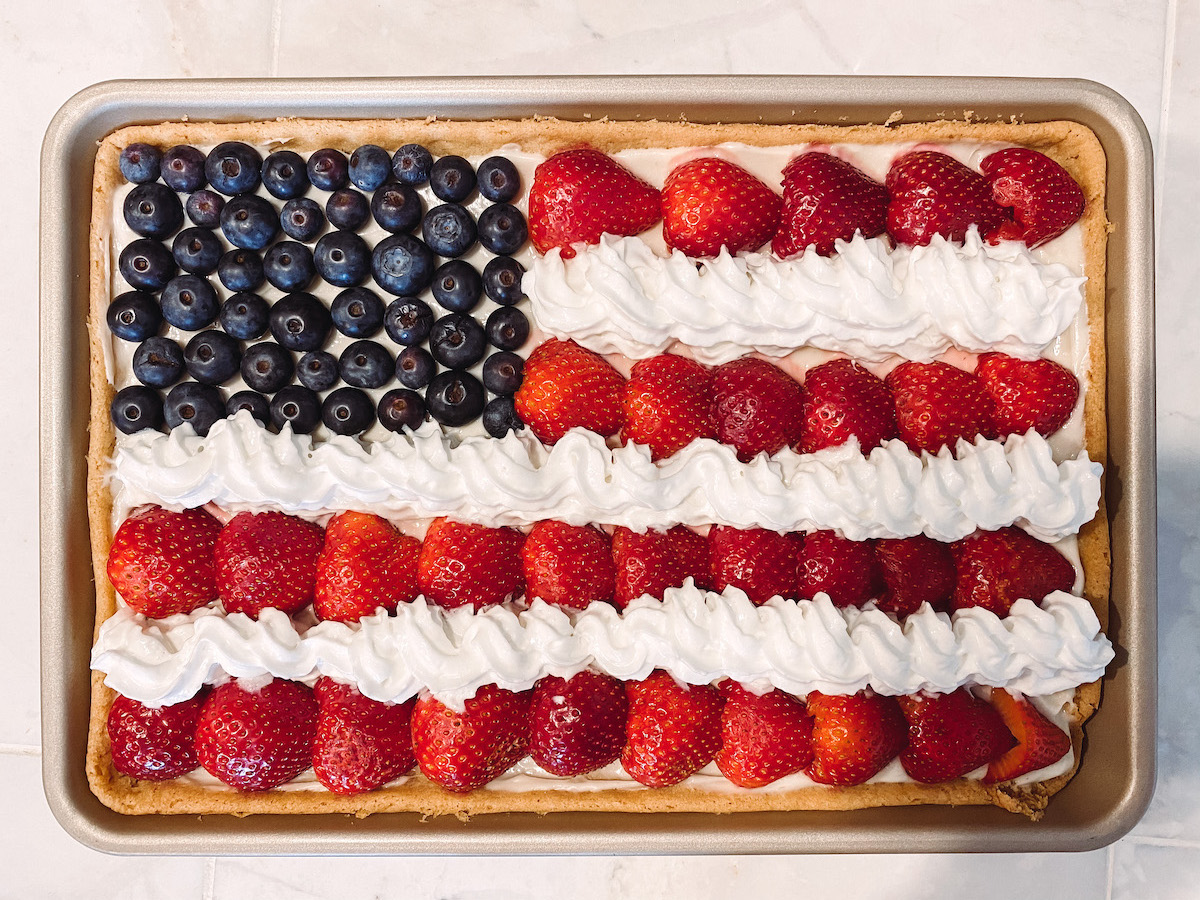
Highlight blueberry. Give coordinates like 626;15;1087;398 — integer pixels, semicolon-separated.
119;144;163;185
119;239;177;291
377;388;427;434
186;190;225;228
330;286;384;338
477;203;528;256
184;330;242;385
263;240;316;292
431;259;482;313
221;194;279;250
123;183;184;239
426;370;485;427
482;395;525;438
226;390;271;427
111;385;164;434
171;227;223;275
314;230;370;287
307;148;349;192
326;188;370;231
270;385;321;434
220;292;270;340
132;336;185;388
482;351;524;395
240;342;295;393
106;291;161;342
383;297;434;346
391;144;433;185
322;387;375;436
269;292;331;352
261;150;310;200
422;204;476;258
429;155;476;203
370;182;422;233
296;350;339;391
482;256;525;305
395;346;436;389
429;313;487;370
372;233;435;296
348;144;391;191
160;274;220;331
164;382;226;436
205;141;263;196
280;197;325;242
161;145;207;193
485;306;530;352
476;156;520;203
338;340;393;389
217;248;265;292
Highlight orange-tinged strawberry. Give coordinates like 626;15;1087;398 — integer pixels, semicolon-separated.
796;530;882;608
886;150;1008;246
806;690;908;786
897;688;1015;783
981;148;1085;247
311;677;416;795
772;151;889;258
611;525;707;608
886;360;997;456
983;689;1071;783
214;511;325;619
661;157;781;257
716;682;814;788
417;517;524;610
106;506;220;618
107;692;204;781
874;535;956;617
975;352;1080;439
707;525;800;605
529;671;628;776
514;338;625;445
622;670;724;787
622;354;714;461
522;520;615;610
314;511;421;622
800;357;897;455
711;356;805;462
949;526;1076;617
411;684;531;793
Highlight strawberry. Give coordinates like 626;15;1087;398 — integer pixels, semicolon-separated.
796;530;882;608
949;526;1076;617
772;151;889;258
214;511;324;619
668;525;713;591
107;692;203;781
622;354;714;461
711;356;806;462
716;682;814;788
975;352;1080;439
311;677;416;795
528;148;661;258
514;338;625;445
980;148;1085;247
885;150;1008;246
522;520;615;610
417;517;524;610
885;360;997;455
897;688;1015;783
983;689;1072;783
874;535;956;616
612;525;708;608
106;506;220;618
314;511;421;622
622;670;724;787
661;157;781;257
194;678;318;791
799;357;897;454
806;690;908;786
410;684;531;793
707;525;800;605
528;671;629;776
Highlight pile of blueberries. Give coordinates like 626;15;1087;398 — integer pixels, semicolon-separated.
109;139;530;439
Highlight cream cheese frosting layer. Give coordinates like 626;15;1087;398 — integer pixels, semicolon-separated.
91;587;1114;711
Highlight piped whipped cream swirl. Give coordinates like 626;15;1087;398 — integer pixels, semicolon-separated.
525;231;1086;365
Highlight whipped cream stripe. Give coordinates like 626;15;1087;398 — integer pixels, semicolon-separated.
91;587;1114;711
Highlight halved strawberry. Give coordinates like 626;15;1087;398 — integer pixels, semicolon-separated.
215;511;325;619
106;506;220;618
411;684;531;793
417;517;524;610
529;671;629;776
707;525;800;605
711;356;805;462
975;352;1080;439
799;357;897;454
622;354;714;461
772;151;889;258
796;530;882;608
980;148;1085;247
514;338;626;445
612;525;707;608
886;150;1008;246
314;511;421;622
874;535;956;616
622;670;724;787
716;682;814;788
897;688;1015;783
806;690;908;786
885;360;997;455
949;526;1076;617
661;157;781;257
983;689;1072;783
311;677;416;795
107;692;204;781
522;520;615;610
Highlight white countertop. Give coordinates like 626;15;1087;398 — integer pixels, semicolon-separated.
10;0;1196;896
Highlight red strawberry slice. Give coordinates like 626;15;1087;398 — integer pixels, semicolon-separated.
707;525;800;605
411;684;532;793
886;360;997;455
796;530;882;608
897;688;1015;783
622;354;714;461
711;356;806;462
885;150;1008;246
522;520;616;610
981;148;1085;247
716;681;814;788
215;511;325;619
529;671;629;776
983;689;1072;783
874;535;956;617
612;525;707;608
799;357;898;455
311;677;416;795
975;352;1080;439
106;506;220;618
806;690;908;786
622;670;724;787
107;692;204;781
661;157;781;258
529;148;661;258
417;517;524;610
314;511;421;623
949;526;1076;617
514;338;626;445
772;151;889;258
194;678;318;791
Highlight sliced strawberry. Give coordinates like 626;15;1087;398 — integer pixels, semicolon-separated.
806;690;908;786
874;535;956;616
528;148;661;258
980;148;1085;247
314;511;421;623
417;517;524;610
984;689;1072;783
529;671;629;776
885;150;1008;246
107;692;203;781
707;525;800;605
772;151;889;258
975;352;1080;439
711;356;806;462
885;360;997;455
311;677;416;795
716;682;814;788
897;688;1015;783
622;354;714;461
522;520;615;610
799;357;897;455
215;511;325;619
612;525;708;607
411;684;531;793
106;506;220;618
796;530;882;608
622;670;724;787
661;157;781;257
949;526;1076;617
514;338;625;445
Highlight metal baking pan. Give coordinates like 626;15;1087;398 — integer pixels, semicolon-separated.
39;75;1156;854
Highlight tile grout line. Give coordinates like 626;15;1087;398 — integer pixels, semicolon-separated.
268;0;283;78
1153;0;1179;242
0;743;40;756
1106;843;1116;900
202;857;217;900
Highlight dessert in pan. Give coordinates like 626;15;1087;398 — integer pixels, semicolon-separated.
86;117;1113;819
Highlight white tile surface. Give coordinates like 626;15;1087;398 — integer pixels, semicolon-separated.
1112;841;1200;900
